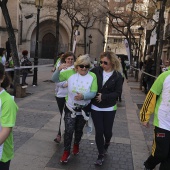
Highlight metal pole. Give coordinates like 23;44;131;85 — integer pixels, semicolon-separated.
89;41;90;54
33;7;40;86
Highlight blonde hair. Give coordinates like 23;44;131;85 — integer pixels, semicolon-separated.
100;51;121;72
74;54;91;69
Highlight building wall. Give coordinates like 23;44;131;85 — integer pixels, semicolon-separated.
0;0;106;60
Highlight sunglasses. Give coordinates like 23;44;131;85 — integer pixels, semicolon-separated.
100;61;108;65
78;65;90;69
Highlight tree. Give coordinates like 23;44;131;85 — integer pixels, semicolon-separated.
55;0;63;63
62;0;106;54
0;0;20;95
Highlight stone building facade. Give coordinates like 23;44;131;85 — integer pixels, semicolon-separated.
0;0;107;61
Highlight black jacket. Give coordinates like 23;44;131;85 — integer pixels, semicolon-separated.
91;66;123;108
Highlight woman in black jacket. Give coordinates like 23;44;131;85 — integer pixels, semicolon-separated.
91;51;123;166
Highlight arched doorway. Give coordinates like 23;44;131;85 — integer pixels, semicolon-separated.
42;33;56;59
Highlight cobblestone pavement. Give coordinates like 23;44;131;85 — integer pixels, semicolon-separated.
9;66;158;170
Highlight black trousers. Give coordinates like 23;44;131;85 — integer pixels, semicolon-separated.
55;96;66;136
0;160;11;170
64;106;86;152
22;72;28;84
91;109;116;155
144;127;170;170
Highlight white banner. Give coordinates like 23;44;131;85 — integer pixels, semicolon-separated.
72;30;78;53
124;39;131;63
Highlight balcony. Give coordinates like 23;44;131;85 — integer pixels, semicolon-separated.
165;24;170;39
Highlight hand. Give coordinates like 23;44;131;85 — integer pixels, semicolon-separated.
51;67;56;72
63;82;68;88
96;93;102;103
58;63;68;71
74;93;83;101
142;121;149;128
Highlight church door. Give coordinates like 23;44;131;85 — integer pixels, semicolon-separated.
42;33;56;59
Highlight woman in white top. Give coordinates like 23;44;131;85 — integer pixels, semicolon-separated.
90;51;123;166
54;52;75;143
52;54;97;163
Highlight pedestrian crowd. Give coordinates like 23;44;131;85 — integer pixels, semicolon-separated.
0;48;170;170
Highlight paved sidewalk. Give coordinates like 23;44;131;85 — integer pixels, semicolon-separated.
10;66;157;170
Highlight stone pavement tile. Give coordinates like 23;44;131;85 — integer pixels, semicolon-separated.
16;110;55;128
10;152;50;170
46;140;134;170
112;137;130;144
16;138;56;158
13;131;34;151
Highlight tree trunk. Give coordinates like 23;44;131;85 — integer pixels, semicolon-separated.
84;28;87;54
55;0;63;63
0;0;20;96
156;0;167;76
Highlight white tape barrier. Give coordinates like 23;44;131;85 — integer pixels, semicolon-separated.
5;64;53;72
130;66;157;79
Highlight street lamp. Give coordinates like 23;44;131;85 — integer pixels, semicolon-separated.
87;34;93;54
103;40;106;50
32;0;44;86
135;26;144;81
107;45;111;51
137;26;144;63
72;21;79;53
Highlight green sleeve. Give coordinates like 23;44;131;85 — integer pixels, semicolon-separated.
59;69;76;82
89;72;98;92
151;71;170;95
1;98;18;127
54;58;60;67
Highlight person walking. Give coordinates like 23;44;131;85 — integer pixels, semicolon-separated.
53;52;75;143
140;70;170;170
52;54;97;163
0;63;18;170
20;50;32;86
90;51;123;166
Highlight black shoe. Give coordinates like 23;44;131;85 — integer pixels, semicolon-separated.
94;154;104;166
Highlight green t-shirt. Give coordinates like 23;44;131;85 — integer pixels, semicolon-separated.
0;90;18;162
150;70;170;130
59;69;98;108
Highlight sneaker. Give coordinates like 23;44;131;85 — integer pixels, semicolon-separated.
72;144;79;155
94;154;104;166
54;135;61;144
60;151;70;163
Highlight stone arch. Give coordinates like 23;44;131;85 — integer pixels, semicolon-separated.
27;15;71;58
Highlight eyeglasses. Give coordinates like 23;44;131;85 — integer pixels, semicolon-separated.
100;61;108;65
78;65;90;69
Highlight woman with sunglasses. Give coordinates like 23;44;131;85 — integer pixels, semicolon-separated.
90;51;123;166
52;54;97;163
53;52;76;143
0;63;18;170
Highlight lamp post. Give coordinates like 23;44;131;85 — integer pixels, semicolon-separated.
87;34;93;54
103;40;106;50
137;26;144;64
72;21;79;53
135;26;144;81
107;45;111;51
32;0;44;86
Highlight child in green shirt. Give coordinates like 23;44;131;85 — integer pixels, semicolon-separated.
0;63;18;170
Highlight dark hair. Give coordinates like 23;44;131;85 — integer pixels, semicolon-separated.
0;63;11;89
0;48;5;56
60;52;76;63
22;50;28;56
